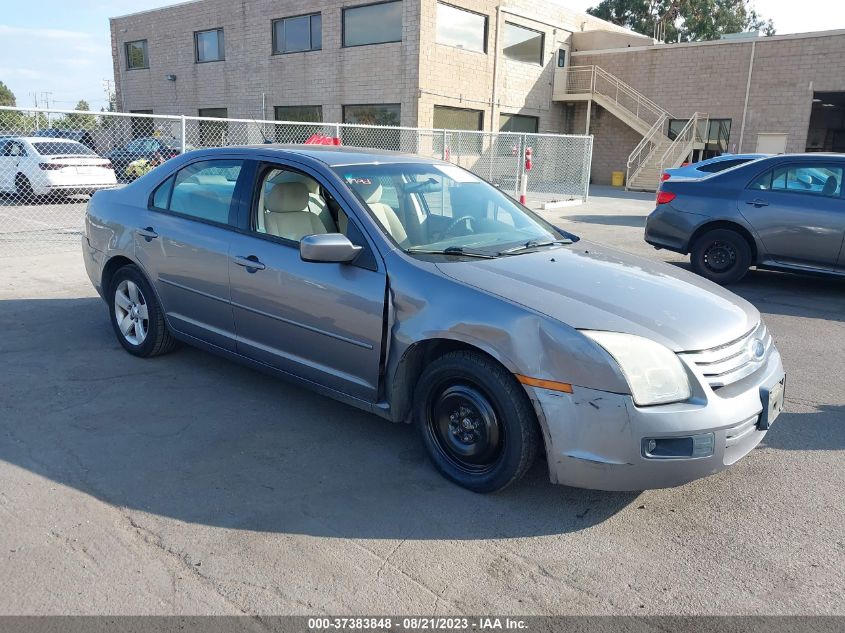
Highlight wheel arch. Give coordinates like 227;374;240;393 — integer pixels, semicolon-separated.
388;337;522;425
101;255;139;295
688;220;759;263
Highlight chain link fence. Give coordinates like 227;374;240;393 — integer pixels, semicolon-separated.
0;106;591;256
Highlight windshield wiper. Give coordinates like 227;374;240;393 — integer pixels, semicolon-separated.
498;238;572;256
406;246;498;259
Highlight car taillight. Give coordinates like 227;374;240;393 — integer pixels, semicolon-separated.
661;172;671;181
38;162;63;170
656;190;676;205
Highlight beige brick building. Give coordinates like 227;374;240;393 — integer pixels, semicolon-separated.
110;1;845;188
110;0;637;132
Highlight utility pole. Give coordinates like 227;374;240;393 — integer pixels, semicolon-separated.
30;93;40;130
41;92;53;125
102;79;115;112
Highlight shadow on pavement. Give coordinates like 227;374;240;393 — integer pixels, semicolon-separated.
565;214;647;228
0;296;639;540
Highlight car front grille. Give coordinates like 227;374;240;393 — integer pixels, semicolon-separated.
681;321;773;389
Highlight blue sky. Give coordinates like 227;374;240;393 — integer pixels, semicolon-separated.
1;1;842;113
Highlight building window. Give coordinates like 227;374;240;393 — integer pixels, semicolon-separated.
433;106;484;154
130;109;153;138
343;104;401;126
195;28;225;63
557;48;566;67
343;104;402;150
274;106;323;122
499;113;539;134
503;22;544;65
273;13;321;54
125;40;149;70
436;3;486;53
198;108;228;146
273;106;324;143
343;1;402;47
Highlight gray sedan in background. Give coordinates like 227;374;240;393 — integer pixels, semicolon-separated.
646;153;845;283
82;146;784;493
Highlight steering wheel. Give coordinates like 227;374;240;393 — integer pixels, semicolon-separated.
445;215;477;236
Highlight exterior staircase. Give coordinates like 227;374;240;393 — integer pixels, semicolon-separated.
558;65;708;191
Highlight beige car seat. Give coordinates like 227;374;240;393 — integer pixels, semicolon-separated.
355;181;408;245
263;182;328;241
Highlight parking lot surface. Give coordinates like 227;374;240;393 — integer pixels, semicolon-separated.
1;187;843;615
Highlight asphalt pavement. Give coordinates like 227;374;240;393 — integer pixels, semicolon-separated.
0;186;843;615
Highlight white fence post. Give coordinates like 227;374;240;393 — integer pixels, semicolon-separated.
180;115;187;153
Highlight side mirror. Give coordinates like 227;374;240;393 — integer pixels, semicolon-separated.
300;233;363;264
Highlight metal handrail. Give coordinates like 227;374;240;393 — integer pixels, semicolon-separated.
626;114;668;186
565;65;673;128
658;112;709;175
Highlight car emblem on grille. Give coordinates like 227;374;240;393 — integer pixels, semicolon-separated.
750;338;766;360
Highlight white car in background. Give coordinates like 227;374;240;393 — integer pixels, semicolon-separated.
0;137;117;200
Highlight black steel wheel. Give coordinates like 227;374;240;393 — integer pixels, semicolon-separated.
414;351;540;493
691;228;752;284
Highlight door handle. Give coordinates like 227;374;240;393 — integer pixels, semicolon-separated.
746;199;769;208
233;255;266;271
135;226;159;241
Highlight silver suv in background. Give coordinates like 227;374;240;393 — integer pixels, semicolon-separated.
82;146;785;493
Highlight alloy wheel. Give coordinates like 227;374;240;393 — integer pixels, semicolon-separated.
114;279;149;345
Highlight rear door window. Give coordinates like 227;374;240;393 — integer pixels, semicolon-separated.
150;159;244;225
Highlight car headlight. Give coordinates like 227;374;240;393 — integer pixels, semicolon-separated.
582;331;691;406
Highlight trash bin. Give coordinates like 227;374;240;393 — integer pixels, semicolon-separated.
611;171;625;187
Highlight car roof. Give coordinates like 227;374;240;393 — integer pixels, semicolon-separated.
16;137;84;143
193;144;444;167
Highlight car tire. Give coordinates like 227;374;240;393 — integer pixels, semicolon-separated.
413;350;540;493
15;174;34;202
690;228;752;284
108;265;178;358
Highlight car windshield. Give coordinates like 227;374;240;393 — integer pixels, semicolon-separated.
335;162;572;256
32;141;95;156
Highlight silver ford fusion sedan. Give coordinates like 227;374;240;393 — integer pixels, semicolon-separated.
82;146;785;493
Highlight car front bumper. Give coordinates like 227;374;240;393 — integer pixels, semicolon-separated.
527;347;785;491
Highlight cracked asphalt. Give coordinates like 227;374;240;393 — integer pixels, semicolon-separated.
0;187;843;615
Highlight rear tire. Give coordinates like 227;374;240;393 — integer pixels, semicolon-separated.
413;351;540;493
107;265;178;358
690;228;752;284
15;174;34;202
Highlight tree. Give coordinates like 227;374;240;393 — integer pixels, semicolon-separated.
56;99;98;130
0;81;16;107
586;0;775;43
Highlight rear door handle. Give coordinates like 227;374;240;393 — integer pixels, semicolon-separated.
746;199;769;208
233;255;266;271
135;226;159;241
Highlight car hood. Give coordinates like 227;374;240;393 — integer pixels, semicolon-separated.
435;241;759;352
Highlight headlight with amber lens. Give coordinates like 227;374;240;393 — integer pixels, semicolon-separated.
582;331;691;406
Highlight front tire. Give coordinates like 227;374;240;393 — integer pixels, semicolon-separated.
690;228;752;284
413;351;540;493
108;265;177;357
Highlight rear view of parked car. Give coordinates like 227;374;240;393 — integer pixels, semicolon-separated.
0;137;116;199
646;153;845;283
